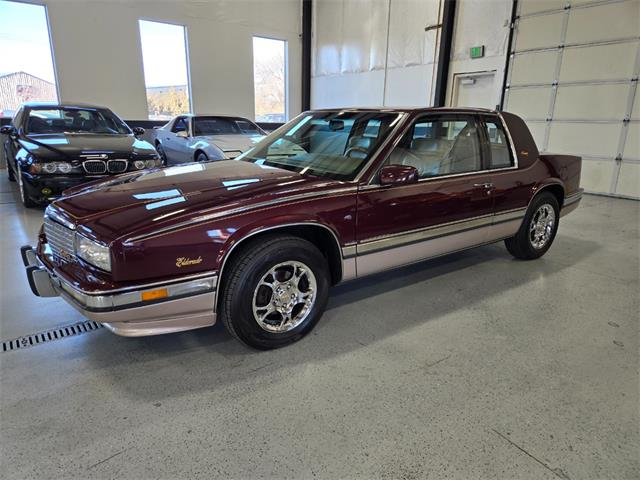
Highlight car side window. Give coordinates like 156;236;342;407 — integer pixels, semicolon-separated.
171;117;188;134
386;116;481;179
485;119;513;169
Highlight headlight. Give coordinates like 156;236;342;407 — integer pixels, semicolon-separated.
134;160;146;170
76;234;111;271
29;160;79;175
145;159;160;169
57;162;72;174
42;162;57;173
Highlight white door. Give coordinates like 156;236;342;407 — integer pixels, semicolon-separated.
503;0;639;199
452;71;497;109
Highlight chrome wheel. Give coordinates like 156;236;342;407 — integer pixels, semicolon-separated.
529;203;556;249
252;261;317;333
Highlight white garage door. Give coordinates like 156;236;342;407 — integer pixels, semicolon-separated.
503;0;640;198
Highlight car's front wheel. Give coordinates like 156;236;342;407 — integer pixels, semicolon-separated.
195;152;208;163
219;235;330;349
505;191;559;260
156;143;168;164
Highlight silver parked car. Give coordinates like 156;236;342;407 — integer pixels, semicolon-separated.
153;114;266;165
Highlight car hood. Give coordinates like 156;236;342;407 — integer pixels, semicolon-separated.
18;133;156;160
198;134;264;155
52;160;341;242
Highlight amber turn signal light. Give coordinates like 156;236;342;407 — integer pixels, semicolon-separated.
140;288;168;302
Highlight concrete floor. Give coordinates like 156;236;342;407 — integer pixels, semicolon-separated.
0;172;638;479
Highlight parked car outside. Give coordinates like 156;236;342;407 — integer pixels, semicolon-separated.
153;114;266;165
22;108;582;349
1;102;162;207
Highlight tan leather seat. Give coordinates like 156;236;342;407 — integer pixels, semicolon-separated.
345;136;374;159
439;126;480;174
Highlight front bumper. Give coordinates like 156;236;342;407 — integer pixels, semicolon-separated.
21;172;106;203
21;246;217;336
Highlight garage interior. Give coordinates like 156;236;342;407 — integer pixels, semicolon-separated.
0;0;638;479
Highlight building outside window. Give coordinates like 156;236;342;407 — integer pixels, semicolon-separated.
0;1;58;117
253;36;287;123
138;20;191;120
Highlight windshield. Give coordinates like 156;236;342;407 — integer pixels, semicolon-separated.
25;107;131;135
236;111;402;180
193;117;263;136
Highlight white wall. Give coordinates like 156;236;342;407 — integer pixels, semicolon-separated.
311;0;442;108
311;0;511;110
446;0;511;108
40;0;302;121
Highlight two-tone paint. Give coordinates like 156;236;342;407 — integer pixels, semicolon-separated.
23;108;583;336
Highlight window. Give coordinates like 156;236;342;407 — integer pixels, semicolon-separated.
139;20;191;120
171;116;189;133
0;1;57;117
239;111;400;181
25;107;130;135
387;116;481;178
193;117;263;136
253;37;287;123
485;119;513;169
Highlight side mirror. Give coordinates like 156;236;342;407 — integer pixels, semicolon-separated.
176;130;189;138
379;164;419;186
132;126;145;136
0;125;17;137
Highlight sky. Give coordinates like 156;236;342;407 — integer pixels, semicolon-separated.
0;0;57;82
139;20;189;88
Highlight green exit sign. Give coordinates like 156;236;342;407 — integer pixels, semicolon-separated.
470;45;485;59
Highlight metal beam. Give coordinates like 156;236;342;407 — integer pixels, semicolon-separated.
499;0;518;110
301;0;312;111
433;0;456;107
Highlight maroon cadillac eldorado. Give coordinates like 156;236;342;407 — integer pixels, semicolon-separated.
21;108;583;349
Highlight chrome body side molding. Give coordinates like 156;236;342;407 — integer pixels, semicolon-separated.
356;207;526;256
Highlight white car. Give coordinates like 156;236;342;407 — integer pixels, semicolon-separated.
153;114;266;165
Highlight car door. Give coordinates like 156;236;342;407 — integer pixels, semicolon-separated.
162;116;190;161
355;113;495;277
477;114;533;241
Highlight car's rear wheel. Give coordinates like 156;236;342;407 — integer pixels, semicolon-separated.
17;167;36;208
505;191;559;260
219;235;330;349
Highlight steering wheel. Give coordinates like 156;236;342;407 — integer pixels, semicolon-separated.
344;146;369;158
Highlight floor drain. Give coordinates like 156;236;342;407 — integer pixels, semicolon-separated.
1;320;104;352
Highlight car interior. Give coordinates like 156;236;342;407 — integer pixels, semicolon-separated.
387;118;482;178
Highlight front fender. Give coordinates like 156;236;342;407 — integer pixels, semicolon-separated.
214;214;342;272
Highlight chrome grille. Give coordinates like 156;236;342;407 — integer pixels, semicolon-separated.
83;160;107;174
107;159;128;173
44;216;76;261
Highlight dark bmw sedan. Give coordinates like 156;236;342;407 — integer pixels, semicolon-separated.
1;103;162;207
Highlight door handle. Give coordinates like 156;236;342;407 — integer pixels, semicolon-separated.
473;183;494;188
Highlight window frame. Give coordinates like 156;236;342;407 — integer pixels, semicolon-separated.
376;113;486;182
138;18;193;120
477;114;516;170
252;35;288;123
0;1;60;114
369;112;519;186
170;116;189;134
